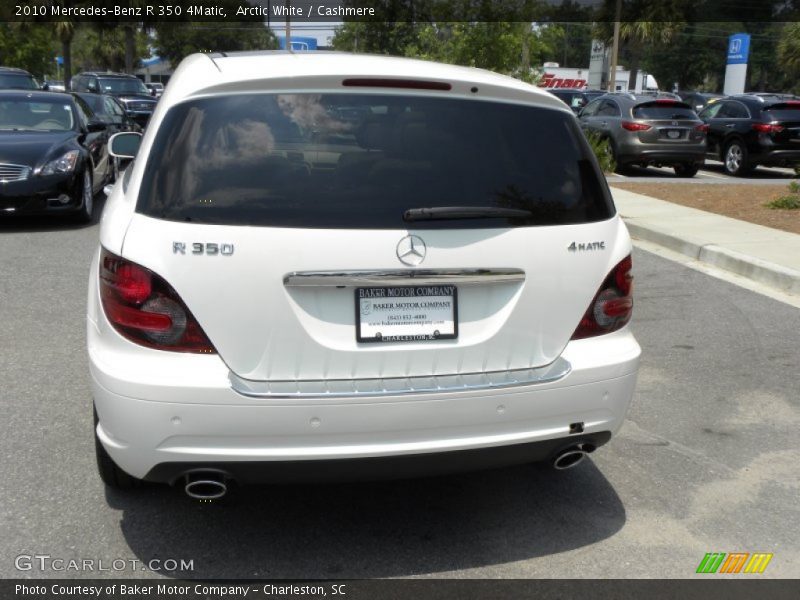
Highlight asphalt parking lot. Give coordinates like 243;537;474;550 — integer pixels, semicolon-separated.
1;198;799;579
606;160;797;184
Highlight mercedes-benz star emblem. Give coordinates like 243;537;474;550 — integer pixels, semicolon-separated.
396;235;426;266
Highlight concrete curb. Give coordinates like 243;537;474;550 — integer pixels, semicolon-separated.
625;221;800;295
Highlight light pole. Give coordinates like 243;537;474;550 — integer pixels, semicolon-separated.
609;0;622;92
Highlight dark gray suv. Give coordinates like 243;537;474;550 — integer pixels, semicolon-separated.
579;93;707;177
71;72;156;128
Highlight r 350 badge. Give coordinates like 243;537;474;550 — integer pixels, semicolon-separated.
173;242;234;256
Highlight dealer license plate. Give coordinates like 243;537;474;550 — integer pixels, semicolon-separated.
355;286;458;343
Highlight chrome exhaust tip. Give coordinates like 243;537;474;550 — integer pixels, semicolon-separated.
553;446;591;470
184;473;228;500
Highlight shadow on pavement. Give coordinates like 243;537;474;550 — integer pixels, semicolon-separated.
109;460;625;578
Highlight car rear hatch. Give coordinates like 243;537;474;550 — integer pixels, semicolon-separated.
120;90;623;383
630;100;704;145
760;101;800;149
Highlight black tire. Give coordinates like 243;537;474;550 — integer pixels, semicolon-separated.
674;163;699;178
74;168;94;223
606;139;632;174
723;139;753;176
94;407;141;490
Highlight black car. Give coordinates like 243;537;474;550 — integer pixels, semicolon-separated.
71;72;157;128
71;92;140;134
678;91;725;114
698;94;800;175
0;67;38;90
0;90;112;221
549;88;605;114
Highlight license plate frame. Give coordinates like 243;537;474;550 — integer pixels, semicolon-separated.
355;285;458;343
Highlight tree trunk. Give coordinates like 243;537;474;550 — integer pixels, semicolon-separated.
521;26;530;77
62;38;72;90
627;54;639;92
125;25;135;74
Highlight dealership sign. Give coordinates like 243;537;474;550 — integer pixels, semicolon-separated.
539;73;587;89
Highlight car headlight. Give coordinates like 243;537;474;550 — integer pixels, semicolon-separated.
41;150;80;176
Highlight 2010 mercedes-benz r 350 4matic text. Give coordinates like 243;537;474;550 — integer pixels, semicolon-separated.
88;51;641;499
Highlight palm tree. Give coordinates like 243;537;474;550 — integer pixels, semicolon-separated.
53;20;76;89
619;21;683;91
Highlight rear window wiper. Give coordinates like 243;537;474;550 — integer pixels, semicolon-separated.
403;206;534;221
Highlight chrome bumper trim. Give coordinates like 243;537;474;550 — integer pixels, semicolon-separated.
229;358;571;399
283;268;525;287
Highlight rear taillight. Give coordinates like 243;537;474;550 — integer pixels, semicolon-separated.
752;123;785;133
694;124;710;133
571;255;633;340
99;249;216;353
621;121;652;131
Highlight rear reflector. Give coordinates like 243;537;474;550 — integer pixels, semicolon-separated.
99;249;216;353
342;78;452;91
571;255;633;340
752;123;785;133
621;121;652;131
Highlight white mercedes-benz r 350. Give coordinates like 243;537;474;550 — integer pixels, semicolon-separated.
89;51;640;500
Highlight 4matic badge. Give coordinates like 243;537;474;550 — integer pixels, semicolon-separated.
568;241;606;252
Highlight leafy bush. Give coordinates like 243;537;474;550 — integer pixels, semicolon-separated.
585;132;616;174
765;195;800;210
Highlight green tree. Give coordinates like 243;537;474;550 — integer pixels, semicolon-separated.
778;22;800;90
153;0;277;67
0;23;58;80
71;24;149;73
402;22;548;82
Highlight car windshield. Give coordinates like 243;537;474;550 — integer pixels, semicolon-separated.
99;78;149;95
0;73;38;90
0;98;75;131
138;93;614;229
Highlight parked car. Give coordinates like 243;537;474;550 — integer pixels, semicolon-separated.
579;93;707;176
0;90;111;221
548;88;605;114
145;82;164;98
72;92;141;181
698;95;800;176
71;72;157;128
42;80;66;93
678;91;725;113
0;67;38;90
71;92;140;135
92;51;640;497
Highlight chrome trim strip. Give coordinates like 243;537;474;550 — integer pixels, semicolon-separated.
0;163;31;183
230;358;571;399
283;268;525;287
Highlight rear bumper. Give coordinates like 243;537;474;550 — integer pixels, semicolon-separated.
144;432;612;484
618;146;706;165
754;148;800;166
89;317;641;481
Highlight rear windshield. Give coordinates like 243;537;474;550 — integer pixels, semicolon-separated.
633;102;696;119
137;93;614;229
99;77;149;95
762;104;800;120
0;73;37;90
